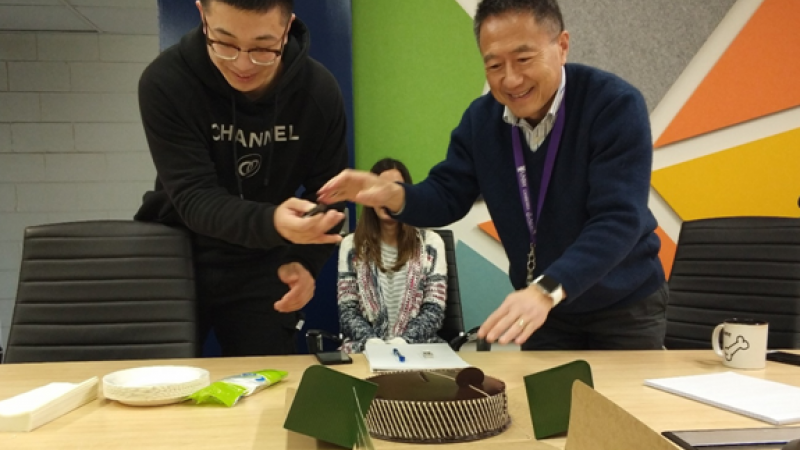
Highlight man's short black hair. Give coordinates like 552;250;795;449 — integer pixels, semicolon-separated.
200;0;293;20
474;0;564;42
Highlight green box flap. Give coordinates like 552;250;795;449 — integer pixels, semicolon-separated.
283;365;378;449
524;359;594;439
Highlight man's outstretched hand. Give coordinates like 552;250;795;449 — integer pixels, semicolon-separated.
317;169;405;213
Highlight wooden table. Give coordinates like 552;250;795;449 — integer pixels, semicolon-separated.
1;350;798;449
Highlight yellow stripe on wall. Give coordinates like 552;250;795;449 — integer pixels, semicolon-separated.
652;126;800;221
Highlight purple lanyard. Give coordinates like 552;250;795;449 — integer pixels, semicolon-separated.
512;96;566;283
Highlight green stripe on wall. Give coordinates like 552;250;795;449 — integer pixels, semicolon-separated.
352;0;485;182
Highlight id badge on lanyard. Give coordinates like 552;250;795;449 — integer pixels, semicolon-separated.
512;96;566;285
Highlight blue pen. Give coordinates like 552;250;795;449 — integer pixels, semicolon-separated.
392;348;406;362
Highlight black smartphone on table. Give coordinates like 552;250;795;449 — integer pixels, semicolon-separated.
767;351;800;366
315;350;353;365
663;426;800;449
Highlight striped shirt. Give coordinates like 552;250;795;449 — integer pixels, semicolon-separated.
502;66;567;152
377;242;409;336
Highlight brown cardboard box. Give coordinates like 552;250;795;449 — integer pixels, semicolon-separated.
566;381;677;450
283;381;677;449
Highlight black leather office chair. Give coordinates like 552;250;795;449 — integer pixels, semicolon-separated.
431;229;465;343
665;216;800;349
3;220;197;363
307;228;489;353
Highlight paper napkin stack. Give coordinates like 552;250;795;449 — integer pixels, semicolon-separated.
0;377;98;432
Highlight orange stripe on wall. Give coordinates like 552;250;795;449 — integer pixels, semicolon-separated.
655;0;800;148
478;220;500;241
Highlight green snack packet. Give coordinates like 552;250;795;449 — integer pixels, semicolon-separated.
187;369;288;407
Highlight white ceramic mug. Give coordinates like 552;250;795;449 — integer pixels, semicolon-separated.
712;318;769;369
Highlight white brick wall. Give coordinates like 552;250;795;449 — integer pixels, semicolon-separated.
0;33;36;61
107;152;157;181
0;123;9;151
75;123;147;152
44;154;107;182
73;0;156;9
99;35;158;62
0;242;21;271
37;33;99;62
0;185;14;211
11;123;73;152
9;62;70;92
41;93;141;122
0;93;40;122
70;62;147;92
0;154;46;182
0;213;50;241
79;8;159;36
0;30;158;349
0;62;7;91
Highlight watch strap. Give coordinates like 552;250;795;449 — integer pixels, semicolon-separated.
533;275;565;307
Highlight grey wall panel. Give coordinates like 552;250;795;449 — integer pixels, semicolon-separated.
560;0;736;111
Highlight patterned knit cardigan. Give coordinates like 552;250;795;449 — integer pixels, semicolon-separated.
337;229;448;353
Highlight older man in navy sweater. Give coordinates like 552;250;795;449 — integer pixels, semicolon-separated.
318;0;667;350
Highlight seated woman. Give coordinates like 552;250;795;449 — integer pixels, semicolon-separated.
337;158;448;353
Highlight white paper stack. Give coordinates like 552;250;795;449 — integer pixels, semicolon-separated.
364;342;470;372
644;372;800;425
0;377;98;432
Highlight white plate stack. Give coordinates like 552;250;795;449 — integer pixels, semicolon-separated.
103;366;210;406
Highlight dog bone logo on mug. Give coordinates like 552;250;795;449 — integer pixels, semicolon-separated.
712;319;768;370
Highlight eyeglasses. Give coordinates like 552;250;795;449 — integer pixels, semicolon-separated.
204;19;290;66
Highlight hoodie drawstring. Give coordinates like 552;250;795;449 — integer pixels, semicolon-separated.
263;91;279;187
231;94;244;199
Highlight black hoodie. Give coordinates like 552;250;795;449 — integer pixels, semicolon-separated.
134;19;347;277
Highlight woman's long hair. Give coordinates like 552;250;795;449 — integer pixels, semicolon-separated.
352;158;420;272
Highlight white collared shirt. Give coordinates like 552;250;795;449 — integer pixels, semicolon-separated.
502;66;566;153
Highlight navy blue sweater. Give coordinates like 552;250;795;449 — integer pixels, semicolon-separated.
397;63;664;314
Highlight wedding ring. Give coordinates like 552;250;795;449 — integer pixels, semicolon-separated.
517;318;525;328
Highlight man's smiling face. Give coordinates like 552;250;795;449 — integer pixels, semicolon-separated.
480;11;568;124
198;0;293;98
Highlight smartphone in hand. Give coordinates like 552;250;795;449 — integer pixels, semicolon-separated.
302;204;330;218
315;350;353;365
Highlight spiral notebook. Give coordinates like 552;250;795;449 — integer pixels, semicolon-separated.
644;372;800;425
363;342;470;372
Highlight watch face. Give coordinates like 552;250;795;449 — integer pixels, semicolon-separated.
537;275;561;293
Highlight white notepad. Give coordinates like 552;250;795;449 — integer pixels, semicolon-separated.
363;342;470;372
644;372;800;425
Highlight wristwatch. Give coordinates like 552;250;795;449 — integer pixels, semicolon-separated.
532;275;565;307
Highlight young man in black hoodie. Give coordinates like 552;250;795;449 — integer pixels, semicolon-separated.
135;0;348;356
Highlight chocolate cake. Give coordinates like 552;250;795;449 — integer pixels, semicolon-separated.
365;367;511;443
